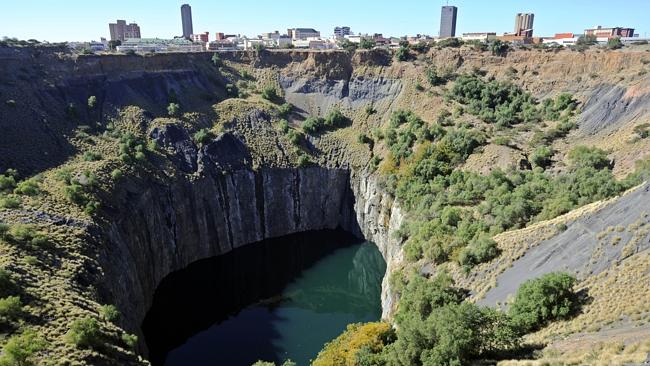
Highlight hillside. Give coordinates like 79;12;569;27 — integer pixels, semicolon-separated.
0;44;649;365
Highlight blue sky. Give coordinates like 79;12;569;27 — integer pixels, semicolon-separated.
1;0;648;42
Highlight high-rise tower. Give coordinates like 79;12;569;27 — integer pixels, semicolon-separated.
181;4;194;39
439;6;458;38
514;13;534;37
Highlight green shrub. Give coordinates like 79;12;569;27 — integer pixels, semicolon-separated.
193;128;214;146
0;296;22;321
111;169;124;181
387;273;520;365
426;67;448;86
211;53;222;67
358;133;373;145
286;129;301;145
437;38;463;48
303;117;324;135
359;38;376;49
167;103;180;117
365;105;377;116
323;108;349;129
82;151;103;162
6;224;48;248
13;178;40;196
278;103;292;117
509;272;579;332
121;333;138;349
607;37;623;50
66;317;103;348
0;195;21;209
458;236;500;268
99;304;120;323
531;146;554;168
0;269;16;298
261;85;280;102
297;154;311;167
0;174;17;193
278;119;289;134
0;330;46;366
395;47;410;61
87;96;97;109
568;146;610;170
490;40;509;56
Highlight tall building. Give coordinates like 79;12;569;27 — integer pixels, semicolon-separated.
334;26;351;38
181;4;194;39
514;13;534;37
109;20;141;42
439;6;458;38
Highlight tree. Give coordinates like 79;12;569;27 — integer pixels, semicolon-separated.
261;85;280;103
509;272;579;332
66;317;103;348
359;38;376;49
395;46;410;61
490;40;509;57
531;146;554;169
338;39;358;53
193;128;214;146
0;330;46;366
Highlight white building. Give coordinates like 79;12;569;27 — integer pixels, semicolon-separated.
461;32;497;42
116;38;204;53
288;28;321;40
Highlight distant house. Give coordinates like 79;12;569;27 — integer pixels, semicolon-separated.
585;26;635;39
461;32;497;42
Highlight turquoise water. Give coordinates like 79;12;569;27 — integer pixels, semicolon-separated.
164;241;386;366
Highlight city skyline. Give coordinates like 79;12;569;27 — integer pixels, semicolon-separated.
1;0;649;42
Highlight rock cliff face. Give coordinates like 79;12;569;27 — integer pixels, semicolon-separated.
99;163;403;354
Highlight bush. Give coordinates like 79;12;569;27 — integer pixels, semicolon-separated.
302;116;324;135
193;128;214;146
278;103;292;117
261;85;280;102
437;38;463;48
0;269;16;298
313;322;394;366
395;46;410;61
359;38;376;49
110;169;124;181
0;330;46;366
121;333;138;349
490;40;509;56
82;151;102;162
607;37;623;50
100;304;120;323
87;96;97;109
66;317;103;348
278;119;289;133
324;108;349;129
0;174;17;193
568;146;611;170
633;123;650;139
211;53;222;67
0;195;21;209
167;103;180;117
6;224;48;248
297;154;311;167
426;67;448;86
531;146;554;168
13;178;40;196
0;296;22;321
509;272;579;332
286;129;301;145
458;236;500;268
